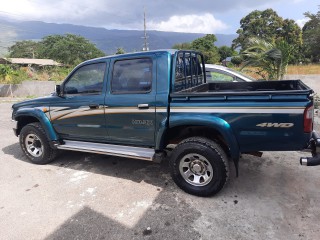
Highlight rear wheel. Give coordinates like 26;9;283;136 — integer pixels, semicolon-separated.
169;137;229;197
19;122;57;164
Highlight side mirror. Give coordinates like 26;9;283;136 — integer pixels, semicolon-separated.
55;85;62;96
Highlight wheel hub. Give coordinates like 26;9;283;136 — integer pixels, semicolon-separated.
33;139;41;148
190;160;205;174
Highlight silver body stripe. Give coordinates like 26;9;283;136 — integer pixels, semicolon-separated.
49;106;304;117
169;108;304;114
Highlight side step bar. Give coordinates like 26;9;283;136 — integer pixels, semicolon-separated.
57;140;155;161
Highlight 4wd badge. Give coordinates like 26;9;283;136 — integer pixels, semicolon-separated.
256;122;294;128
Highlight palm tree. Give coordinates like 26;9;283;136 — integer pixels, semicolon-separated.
241;38;294;80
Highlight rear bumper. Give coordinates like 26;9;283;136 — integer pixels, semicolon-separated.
300;131;320;166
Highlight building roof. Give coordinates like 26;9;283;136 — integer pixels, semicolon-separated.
0;58;62;66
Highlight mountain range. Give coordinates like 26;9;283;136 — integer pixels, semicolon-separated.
0;19;237;55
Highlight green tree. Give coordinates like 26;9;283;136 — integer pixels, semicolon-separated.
38;34;105;66
172;42;192;50
231;55;243;66
218;46;237;62
115;47;126;54
190;34;220;64
241;38;294;80
303;8;320;62
8;40;41;58
233;9;302;51
0;64;17;83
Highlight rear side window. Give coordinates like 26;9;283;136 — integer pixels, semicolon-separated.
64;63;106;95
112;58;152;94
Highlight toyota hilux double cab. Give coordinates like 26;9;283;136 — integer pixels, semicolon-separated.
11;50;320;196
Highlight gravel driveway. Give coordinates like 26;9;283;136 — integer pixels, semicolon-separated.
0;101;320;240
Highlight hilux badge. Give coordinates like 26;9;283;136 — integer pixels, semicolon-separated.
132;119;153;126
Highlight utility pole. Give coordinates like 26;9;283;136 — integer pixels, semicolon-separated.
142;7;149;51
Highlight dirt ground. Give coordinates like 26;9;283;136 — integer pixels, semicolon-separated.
1;101;320;240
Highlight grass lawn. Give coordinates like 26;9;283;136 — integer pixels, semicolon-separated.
287;64;320;75
238;64;320;79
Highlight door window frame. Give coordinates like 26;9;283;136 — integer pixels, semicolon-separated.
110;57;153;95
62;62;108;96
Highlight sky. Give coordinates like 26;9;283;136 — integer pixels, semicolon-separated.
0;0;318;34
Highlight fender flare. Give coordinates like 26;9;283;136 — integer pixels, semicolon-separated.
157;115;240;161
15;108;58;141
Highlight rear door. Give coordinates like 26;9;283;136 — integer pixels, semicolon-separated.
105;55;156;147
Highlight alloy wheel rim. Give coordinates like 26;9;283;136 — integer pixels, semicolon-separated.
179;153;213;186
25;133;43;157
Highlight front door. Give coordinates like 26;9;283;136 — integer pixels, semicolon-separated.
50;61;109;142
105;56;156;147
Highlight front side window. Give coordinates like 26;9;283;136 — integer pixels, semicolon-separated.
64;63;106;95
112;58;152;94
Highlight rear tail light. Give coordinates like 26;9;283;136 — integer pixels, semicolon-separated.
303;105;314;133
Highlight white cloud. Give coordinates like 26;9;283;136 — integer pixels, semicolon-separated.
0;0;107;21
149;14;228;34
0;0;308;34
0;1;229;33
0;0;37;20
296;18;308;28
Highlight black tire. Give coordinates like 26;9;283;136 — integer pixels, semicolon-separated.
169;137;229;197
19;122;57;164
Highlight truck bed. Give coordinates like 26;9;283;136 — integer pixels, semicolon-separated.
173;80;313;96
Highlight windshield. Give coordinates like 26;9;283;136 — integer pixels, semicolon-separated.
227;68;256;81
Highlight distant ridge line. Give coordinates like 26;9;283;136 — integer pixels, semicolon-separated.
0;19;237;55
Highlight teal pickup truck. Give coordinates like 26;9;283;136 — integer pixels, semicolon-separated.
11;50;320;196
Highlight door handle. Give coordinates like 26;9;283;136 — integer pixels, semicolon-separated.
138;104;149;109
89;104;99;109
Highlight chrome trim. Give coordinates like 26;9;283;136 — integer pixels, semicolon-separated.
77;124;101;128
138;104;149;108
57;140;155;161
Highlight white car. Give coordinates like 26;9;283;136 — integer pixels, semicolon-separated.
205;64;255;82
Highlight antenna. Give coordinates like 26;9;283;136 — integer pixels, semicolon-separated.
142;7;149;51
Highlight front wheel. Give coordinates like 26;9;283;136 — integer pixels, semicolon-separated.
19;122;57;164
169;137;229;197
